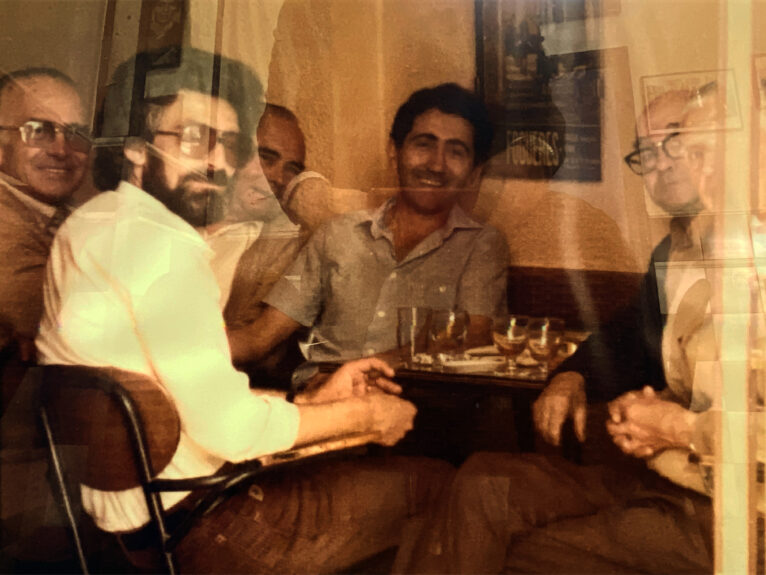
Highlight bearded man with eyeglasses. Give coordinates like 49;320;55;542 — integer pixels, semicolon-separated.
0;67;91;567
34;48;450;574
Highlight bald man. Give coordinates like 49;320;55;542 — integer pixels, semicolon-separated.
256;103;306;202
533;89;699;449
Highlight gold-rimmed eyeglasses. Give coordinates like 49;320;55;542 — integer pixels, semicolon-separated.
154;124;253;168
0;119;92;154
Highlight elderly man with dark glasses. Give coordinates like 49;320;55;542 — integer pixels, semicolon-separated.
0;67;90;565
532;89;706;453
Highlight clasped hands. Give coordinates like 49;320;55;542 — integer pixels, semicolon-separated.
606;386;696;458
534;373;696;459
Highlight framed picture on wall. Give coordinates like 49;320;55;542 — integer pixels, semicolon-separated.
137;0;187;68
640;69;742;133
475;0;608;182
92;0;188;146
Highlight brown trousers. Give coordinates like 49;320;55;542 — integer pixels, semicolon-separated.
173;454;452;574
396;452;712;574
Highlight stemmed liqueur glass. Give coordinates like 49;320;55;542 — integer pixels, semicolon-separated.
526;317;565;376
492;315;529;372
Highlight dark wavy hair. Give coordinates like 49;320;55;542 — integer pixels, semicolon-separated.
93;47;264;191
389;83;493;166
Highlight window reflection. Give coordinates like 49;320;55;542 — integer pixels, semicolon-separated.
0;0;762;572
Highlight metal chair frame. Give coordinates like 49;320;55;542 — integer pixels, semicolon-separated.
39;366;265;575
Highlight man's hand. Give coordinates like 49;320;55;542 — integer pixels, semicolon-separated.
532;371;586;446
366;392;417;446
606;386;696;458
299;357;400;404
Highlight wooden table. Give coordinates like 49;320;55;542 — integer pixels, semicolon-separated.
391;364;548;464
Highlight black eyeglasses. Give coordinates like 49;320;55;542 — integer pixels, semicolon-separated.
624;132;685;175
0;119;92;154
154;124;253;167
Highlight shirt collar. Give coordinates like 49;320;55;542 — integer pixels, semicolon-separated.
115;180;210;249
0;171;61;219
200;220;263;241
366;196;482;241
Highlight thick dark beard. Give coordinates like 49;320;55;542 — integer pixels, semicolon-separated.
144;154;228;227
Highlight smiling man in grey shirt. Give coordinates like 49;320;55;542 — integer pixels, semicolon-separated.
229;83;509;363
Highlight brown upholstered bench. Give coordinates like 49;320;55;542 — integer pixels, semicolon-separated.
507;266;645;331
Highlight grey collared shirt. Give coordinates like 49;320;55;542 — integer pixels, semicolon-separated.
264;198;509;361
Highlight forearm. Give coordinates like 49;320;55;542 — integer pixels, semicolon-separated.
228;306;300;364
294;396;374;446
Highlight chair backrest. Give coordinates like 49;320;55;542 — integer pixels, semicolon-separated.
40;365;181;491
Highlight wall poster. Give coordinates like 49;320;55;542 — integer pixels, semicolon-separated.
475;0;613;181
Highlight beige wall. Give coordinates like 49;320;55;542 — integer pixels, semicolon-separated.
256;0;733;270
0;0;107;125
1;0;760;270
262;0;476;192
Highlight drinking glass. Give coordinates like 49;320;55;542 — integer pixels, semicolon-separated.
492;314;529;371
397;307;432;366
429;309;468;359
526;317;565;375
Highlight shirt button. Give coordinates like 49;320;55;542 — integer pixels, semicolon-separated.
438;285;447;293
377;310;386;318
365;348;376;356
390;271;397;279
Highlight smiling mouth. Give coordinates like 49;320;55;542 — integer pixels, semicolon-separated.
38;166;70;173
37;166;75;180
417;179;445;188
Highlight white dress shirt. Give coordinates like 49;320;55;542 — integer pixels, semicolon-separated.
36;181;300;532
201;220;263;307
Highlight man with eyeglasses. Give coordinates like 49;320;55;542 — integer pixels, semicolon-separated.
0;67;91;566
35;48;449;573
533;89;704;451
0;67;90;357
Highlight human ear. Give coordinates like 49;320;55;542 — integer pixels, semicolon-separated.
124;137;147;166
467;162;484;188
123;137;147;186
387;139;399;166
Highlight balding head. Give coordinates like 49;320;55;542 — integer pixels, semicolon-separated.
632;89;705;215
636;89;693;140
255;104;306;200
